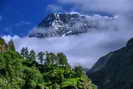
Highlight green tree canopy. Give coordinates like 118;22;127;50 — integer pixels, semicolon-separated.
0;39;98;89
57;53;68;66
28;50;36;61
8;40;16;51
21;47;29;59
38;51;45;64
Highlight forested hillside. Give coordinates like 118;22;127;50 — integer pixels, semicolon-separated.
0;38;97;89
87;38;133;89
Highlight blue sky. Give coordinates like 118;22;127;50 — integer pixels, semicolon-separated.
0;0;58;36
0;0;126;37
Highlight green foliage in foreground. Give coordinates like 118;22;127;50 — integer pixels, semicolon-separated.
0;39;97;89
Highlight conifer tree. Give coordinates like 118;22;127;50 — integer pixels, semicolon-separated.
21;48;29;59
28;50;36;61
38;51;45;64
57;53;68;66
74;65;84;77
8;40;16;51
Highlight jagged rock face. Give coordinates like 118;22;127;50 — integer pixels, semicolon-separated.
87;38;133;89
29;12;117;38
38;13;80;28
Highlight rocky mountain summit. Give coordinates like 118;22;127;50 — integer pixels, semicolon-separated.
29;12;117;38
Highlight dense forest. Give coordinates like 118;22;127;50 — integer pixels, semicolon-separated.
0;38;97;89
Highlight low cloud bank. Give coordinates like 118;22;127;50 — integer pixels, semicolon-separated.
3;29;133;68
3;0;133;68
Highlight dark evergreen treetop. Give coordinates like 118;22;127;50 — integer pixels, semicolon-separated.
8;40;16;51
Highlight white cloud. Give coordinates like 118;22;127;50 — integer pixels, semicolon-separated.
3;28;133;68
3;10;133;68
2;35;20;43
2;0;133;68
47;4;63;12
58;0;133;14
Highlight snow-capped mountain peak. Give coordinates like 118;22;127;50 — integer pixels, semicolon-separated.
29;12;117;38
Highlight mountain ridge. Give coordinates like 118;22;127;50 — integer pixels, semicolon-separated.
29;12;117;38
87;38;133;89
